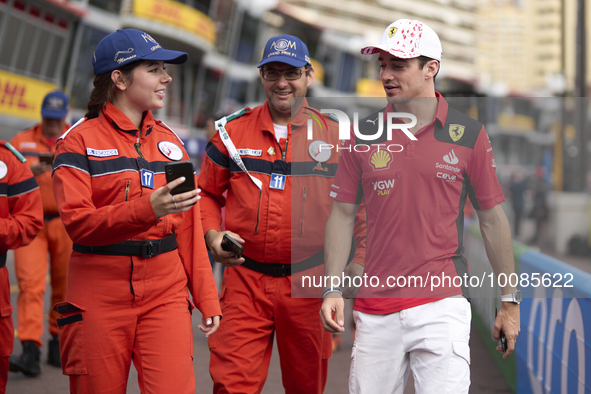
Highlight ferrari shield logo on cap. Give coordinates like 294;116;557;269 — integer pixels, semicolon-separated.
389;27;398;38
158;141;183;161
449;124;465;142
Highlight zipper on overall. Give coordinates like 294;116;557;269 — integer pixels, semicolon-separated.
281;138;289;161
254;188;262;234
300;187;306;237
134;133;144;159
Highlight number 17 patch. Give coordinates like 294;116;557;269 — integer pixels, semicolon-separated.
141;169;155;189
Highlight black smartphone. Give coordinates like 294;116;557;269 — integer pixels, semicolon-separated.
499;332;507;353
221;234;244;258
165;161;196;195
39;154;54;165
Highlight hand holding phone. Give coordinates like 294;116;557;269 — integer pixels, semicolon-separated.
39;154;54;166
495;307;508;353
499;332;507;353
221;234;244;258
165;161;196;195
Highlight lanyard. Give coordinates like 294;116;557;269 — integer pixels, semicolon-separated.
216;117;262;190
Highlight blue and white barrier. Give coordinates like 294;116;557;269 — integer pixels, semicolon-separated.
516;251;591;394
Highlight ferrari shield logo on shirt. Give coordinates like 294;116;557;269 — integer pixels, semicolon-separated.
270;174;286;190
267;147;275;156
449;124;465;142
141;169;155;189
158;141;183;161
0;161;7;180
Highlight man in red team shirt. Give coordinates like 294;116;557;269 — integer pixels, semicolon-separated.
320;19;520;393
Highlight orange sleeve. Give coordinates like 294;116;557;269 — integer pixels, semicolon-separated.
176;180;221;318
197;137;231;235
0;150;43;252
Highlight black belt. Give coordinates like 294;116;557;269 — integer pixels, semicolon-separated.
241;251;324;277
73;234;177;258
44;213;60;222
0;253;6;269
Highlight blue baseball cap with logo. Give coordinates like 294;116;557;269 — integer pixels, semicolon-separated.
258;34;311;68
92;29;188;75
41;90;69;119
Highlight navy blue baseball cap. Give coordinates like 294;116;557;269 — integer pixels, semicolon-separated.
258;34;311;68
41;90;69;119
92;29;188;75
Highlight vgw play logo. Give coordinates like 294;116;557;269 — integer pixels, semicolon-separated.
304;108;418;153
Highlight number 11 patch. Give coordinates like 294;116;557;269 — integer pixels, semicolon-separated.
141;169;155;189
270;174;285;190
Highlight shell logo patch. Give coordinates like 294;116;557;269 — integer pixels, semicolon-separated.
389;27;398;38
449;124;465;142
369;150;392;171
158;141;183;161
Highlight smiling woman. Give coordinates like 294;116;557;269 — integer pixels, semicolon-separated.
110;60;173;127
50;29;221;394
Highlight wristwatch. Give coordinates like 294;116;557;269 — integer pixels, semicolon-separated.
501;290;522;304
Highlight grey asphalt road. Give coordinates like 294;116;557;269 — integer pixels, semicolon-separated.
5;254;511;393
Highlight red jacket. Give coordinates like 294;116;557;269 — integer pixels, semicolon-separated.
0;142;43;253
10;123;70;215
198;101;366;265
52;102;220;317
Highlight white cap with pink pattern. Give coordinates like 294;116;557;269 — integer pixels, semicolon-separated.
361;19;442;62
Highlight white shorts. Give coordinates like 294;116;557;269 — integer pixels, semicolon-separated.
349;297;471;394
